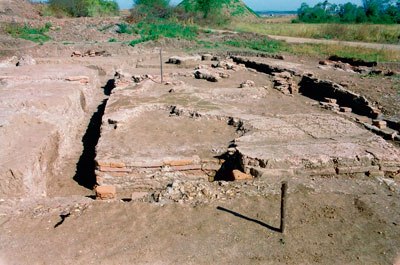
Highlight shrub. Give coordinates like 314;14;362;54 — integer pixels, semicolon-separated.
117;23;135;34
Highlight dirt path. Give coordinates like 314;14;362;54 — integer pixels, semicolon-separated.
268;35;400;51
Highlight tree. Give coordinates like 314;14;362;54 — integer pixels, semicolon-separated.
195;0;228;18
133;0;171;20
298;0;399;24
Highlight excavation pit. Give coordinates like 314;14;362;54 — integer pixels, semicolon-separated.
94;57;400;200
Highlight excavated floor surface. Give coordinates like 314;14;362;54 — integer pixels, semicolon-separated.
95;55;400;200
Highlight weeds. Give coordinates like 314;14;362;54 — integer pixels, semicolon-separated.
6;23;52;44
117;22;199;47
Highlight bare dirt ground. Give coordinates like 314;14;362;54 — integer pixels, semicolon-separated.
0;1;400;265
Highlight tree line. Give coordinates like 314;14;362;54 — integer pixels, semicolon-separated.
297;0;400;24
46;0;227;21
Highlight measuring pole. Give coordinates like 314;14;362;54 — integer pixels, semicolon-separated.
280;181;288;234
160;47;163;83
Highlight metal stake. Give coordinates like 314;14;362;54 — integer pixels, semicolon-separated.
280;181;288;234
160;47;163;83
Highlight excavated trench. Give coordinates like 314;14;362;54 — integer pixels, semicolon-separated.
73;80;115;190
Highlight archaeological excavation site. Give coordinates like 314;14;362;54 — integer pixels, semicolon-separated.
0;0;399;264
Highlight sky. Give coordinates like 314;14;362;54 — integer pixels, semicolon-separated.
116;0;364;10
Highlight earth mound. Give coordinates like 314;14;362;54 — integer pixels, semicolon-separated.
179;0;259;20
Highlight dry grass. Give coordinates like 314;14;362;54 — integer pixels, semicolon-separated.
289;43;400;62
230;21;400;44
259;15;296;24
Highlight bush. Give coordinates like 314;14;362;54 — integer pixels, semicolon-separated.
6;23;52;44
127;22;199;46
48;0;119;17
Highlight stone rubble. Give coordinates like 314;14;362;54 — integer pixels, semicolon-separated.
167;55;202;65
239;80;255;88
272;71;298;95
16;55;36;66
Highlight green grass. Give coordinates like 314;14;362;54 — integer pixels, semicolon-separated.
223;39;289;53
6;23;52;44
108;38;117;42
121;22;199;47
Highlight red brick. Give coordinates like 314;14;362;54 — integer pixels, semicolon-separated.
96;161;110;167
232;170;253;181
324;98;337;104
95;185;116;200
163;159;193;166
337;166;379;174
96;176;104;183
95;170;105;177
356;117;369;123
109;172;128;177
171;165;202;171
110;161;126;168
372;120;387;129
99;166;131;172
131;192;148;200
202;163;221;171
340;107;352;113
370;109;382;118
130;162;163;168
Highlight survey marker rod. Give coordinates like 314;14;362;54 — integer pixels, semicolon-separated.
280;181;288;234
160;47;163;83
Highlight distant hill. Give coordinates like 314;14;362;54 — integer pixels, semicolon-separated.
179;0;259;20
